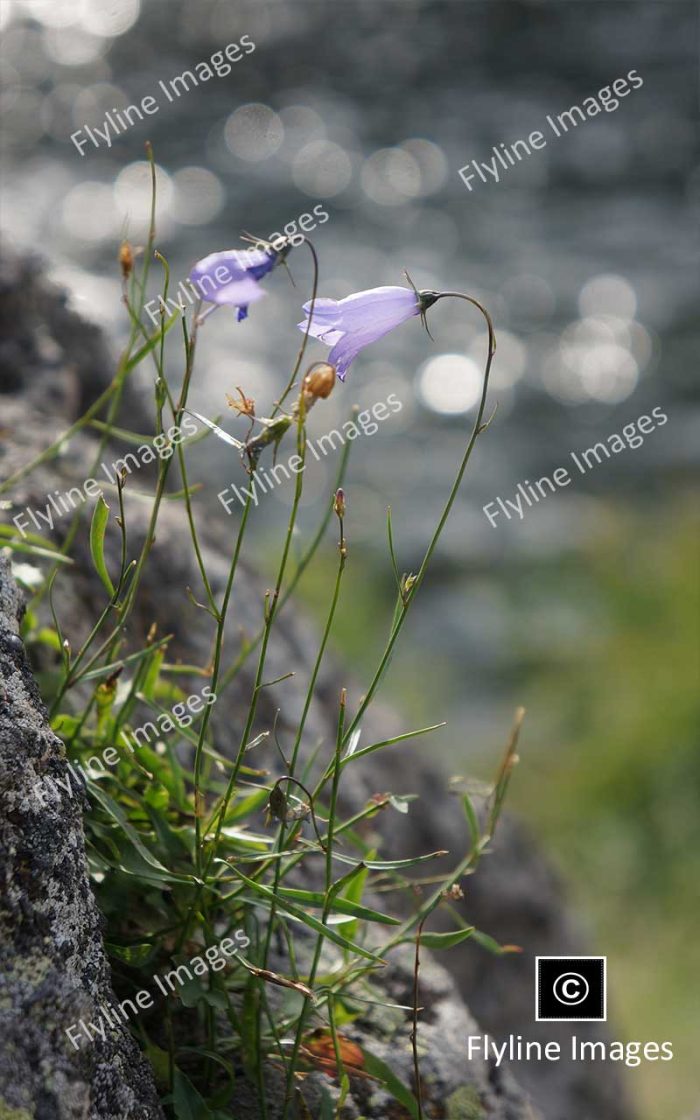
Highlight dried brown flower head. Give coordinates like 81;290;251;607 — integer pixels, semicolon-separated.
226;387;255;418
118;241;134;279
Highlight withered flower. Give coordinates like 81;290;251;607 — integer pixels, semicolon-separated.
226;386;255;419
118;241;134;279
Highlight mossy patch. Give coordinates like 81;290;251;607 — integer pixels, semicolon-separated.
446;1084;485;1120
0;1102;34;1120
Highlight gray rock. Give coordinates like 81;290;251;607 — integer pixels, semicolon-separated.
0;556;164;1120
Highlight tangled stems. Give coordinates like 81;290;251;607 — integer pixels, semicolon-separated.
189;237;321;858
190;485;255;875
204;401;309;862
262;291;495;865
235;290;496;1097
282;690;347;1120
215;418;354;698
257;493;348;1019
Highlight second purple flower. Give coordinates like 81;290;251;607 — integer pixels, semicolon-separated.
298;285;438;379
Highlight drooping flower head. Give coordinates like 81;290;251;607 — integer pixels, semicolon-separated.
297;285;439;380
189;242;292;322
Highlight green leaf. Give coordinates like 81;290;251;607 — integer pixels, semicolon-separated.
462;793;481;857
229;869;386;965
328;849;449;872
105;940;154;966
144;783;169;810
177;1048;236;1109
141;647;165;702
35;627;62;651
318;1086;335;1120
338;721;446;770
221;788;269;825
361;1049;419;1120
80;634;171;682
339;855;373;941
89;785;188;882
143;1040;171;1087
276;886;401;925
1;536;73;564
171;1068;213;1120
177;971;229;1010
89;496;114;596
471;929;521;956
89;420;158;445
414;926;475;950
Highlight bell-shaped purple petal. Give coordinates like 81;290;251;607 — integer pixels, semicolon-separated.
298;286;421;379
237;246;279;281
189;251;266;317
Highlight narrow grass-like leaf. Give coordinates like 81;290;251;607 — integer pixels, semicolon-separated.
90;785;187;881
462;792;481;857
276;886;400;925
228;868;386;964
343;727;361;760
406;926;475;950
80;634;171;681
0;525;65;551
0;530;73;565
89;420;158;445
89;496;114;596
386;506;402;594
360;1050;419;1120
471;929;522;956
338;722;446;771
170;1068;213;1120
315;848;448;872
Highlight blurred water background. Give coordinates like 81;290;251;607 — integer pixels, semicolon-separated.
1;2;698;1117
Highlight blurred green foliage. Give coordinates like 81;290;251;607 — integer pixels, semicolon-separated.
515;498;699;1120
296;495;699;1120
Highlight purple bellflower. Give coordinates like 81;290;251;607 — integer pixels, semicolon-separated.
297;285;439;379
189;243;292;322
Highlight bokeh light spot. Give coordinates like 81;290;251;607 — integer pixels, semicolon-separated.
225;103;284;162
172;166;224;225
418;353;483;415
292;139;352;197
578;274;637;321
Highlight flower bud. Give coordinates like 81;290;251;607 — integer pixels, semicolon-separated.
118;241;134;279
333;488;346;519
303;362;336;401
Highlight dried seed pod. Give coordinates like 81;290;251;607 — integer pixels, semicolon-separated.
302;362;336;401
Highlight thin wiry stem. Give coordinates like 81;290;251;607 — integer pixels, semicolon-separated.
271;237;319;417
341;292;496;749
411;918;426;1120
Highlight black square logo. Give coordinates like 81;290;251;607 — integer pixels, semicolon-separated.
536;956;607;1021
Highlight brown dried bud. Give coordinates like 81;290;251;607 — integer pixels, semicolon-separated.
118;241;134;279
442;883;464;901
303;362;336;401
226;386;255;418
